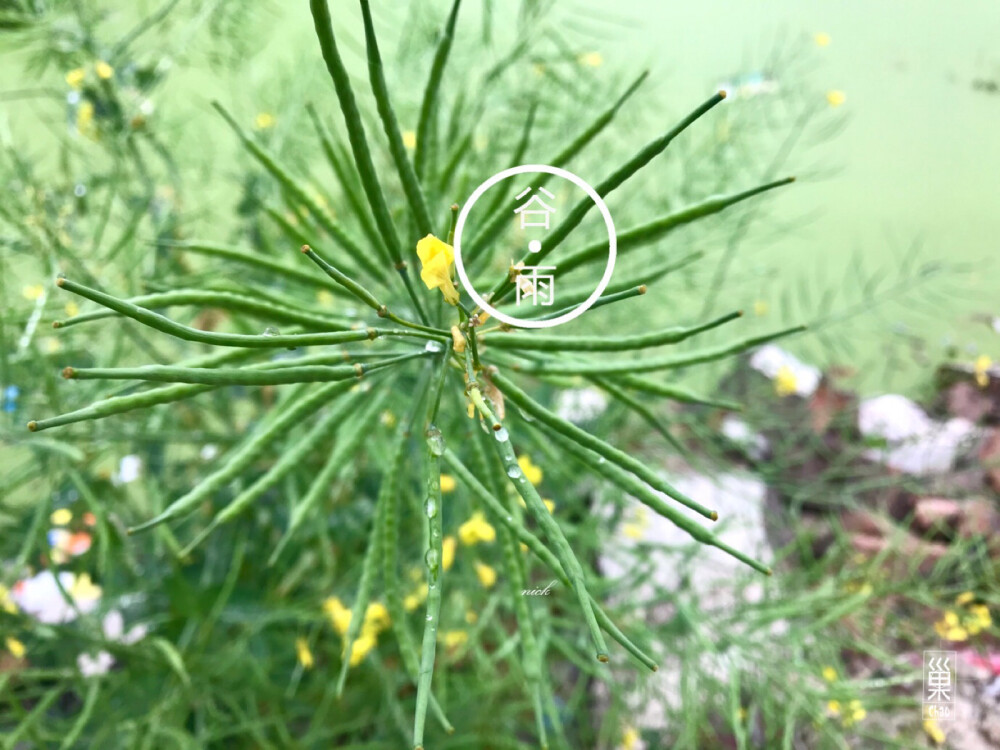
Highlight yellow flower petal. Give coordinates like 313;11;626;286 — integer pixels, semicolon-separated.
50;508;72;526
441;630;468;648
65;68;85;89
364;602;391;633
322;597;352;636
254;112;276;130
923;718;946;744
458;511;495;546
440;474;457;494
622;726;640;750
416;234;460;305
826;90;846;108
348;632;376;666
6;637;25;659
464;609;478;624
22;284;44;301
774;366;798;397
95;61;114;80
753;300;769;316
821;666;837;682
578;51;603;67
517;455;543;485
442;536;456;572
956;591;976;606
64;301;80;318
402;130;417;149
475;561;497;588
295;637;314;669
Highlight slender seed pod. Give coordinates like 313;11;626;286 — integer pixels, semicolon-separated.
609;372;743;410
127;380;355;534
305;104;386;257
466;368;609;663
298;244;385;312
263;206;374;285
211;101;384;281
467;71;648;258
486;311;741;351
413;0;462;183
541;424;771;575
591;376;688;456
308;0;429;325
269;390;388;566
489;91;728;303
555;177;796;276
441;448;657;671
55;277;444;347
358;0;434;236
506;325;806;376
52;289;353;331
532;285;647;322
413;423;445;750
491;370;716;519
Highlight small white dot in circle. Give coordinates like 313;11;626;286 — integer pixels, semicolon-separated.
528;239;542;253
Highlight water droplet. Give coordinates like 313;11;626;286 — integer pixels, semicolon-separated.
425;548;440;569
506;465;523;479
426;614;433;621
262;326;280;337
506;515;513;523
424;340;443;353
597;456;606;464
73;183;86;198
424;497;438;518
494;427;509;442
426;426;445;456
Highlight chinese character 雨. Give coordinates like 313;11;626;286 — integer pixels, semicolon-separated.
513;264;556;307
514;186;556;230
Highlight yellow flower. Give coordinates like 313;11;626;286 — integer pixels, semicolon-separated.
441;630;468;648
69;573;101;603
814;32;831;47
254;112;276;130
458;511;495;546
50;508;72;526
923;718;946;745
440;474;457;494
76;100;96;137
578;51;603;67
753;300;769;316
774;366;798;397
402;130;417;149
464;610;478;624
967;604;991;634
517;455;543;485
364;602;391;634
64;301;80;317
826;90;846;108
322;597;352;636
380;410;397;428
44;337;61;354
416;235;460;305
95;61;114;80
622;725;640;750
933;610;968;641
0;584;17;614
404;582;428;612
22;284;44;301
956;591;976;606
475;561;497;588
348;632;376;666
827;699;840;716
622;523;645;540
450;326;466;353
822;666;838;682
316;290;334;307
442;536;456;571
65;68;86;89
843;700;866;726
516;496;554;513
519;543;528;553
974;355;992;388
295;637;314;669
5;637;25;659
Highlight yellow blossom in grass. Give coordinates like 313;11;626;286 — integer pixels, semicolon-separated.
923;718;946;745
933;610;967;642
842;699;866;726
827;699;840;717
253;112;276;130
753;300;769;316
814;32;831;47
65;68;85;89
822;666;838;682
95;61;114;80
826;90;846;108
974;355;992;388
519;543;528;553
50;508;72;526
475;561;497;588
64;301;80;318
622;523;645;540
295;637;314;669
440;474;456;494
622;725;640;750
348;632;377;666
323;596;352;636
578;51;603;67
22;284;44;301
316;290;334;307
69;573;101;602
516;496;554;513
6;637;25;659
402;130;417;149
517;455;543;485
404;582;428;612
956;591;976;606
380;410;397;428
967;604;991;634
442;536;456;572
364;602;391;634
77;100;96;137
464;610;478;624
774;366;798;397
441;630;468;648
0;584;17;614
458;511;495;546
416;234;460;305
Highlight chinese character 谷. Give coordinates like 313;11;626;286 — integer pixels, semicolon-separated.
513;186;556;230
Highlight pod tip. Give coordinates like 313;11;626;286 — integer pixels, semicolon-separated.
27;420;38;432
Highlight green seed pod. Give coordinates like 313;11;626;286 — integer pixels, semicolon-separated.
412;0;462;184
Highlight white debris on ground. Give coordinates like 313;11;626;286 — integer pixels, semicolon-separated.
10;570;102;624
598;470;777;745
554;387;608;424
720;415;770;460
858;393;978;475
749;344;822;397
111;454;142;485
